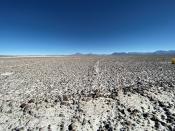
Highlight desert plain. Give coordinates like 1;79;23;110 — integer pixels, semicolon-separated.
0;56;175;131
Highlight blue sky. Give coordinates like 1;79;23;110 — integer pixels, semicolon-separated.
0;0;175;55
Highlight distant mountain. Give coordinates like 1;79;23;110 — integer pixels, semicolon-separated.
71;53;104;56
72;50;175;56
153;50;175;55
111;52;127;55
0;55;15;57
71;53;84;56
111;50;175;56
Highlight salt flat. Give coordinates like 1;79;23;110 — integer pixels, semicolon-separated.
0;56;175;131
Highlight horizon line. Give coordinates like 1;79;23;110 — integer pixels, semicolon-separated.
0;50;175;56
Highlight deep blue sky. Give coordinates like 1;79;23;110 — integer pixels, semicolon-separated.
0;0;175;55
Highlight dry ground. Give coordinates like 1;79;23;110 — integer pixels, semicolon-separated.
0;56;175;131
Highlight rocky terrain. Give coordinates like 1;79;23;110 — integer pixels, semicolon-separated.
0;56;175;131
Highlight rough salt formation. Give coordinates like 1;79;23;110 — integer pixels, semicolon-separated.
0;56;175;131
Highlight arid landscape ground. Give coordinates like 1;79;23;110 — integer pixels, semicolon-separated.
0;56;175;131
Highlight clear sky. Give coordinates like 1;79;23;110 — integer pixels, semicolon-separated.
0;0;175;55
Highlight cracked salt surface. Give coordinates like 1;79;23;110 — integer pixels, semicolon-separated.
0;56;175;131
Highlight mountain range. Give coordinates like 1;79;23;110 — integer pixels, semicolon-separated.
72;50;175;56
0;50;175;57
